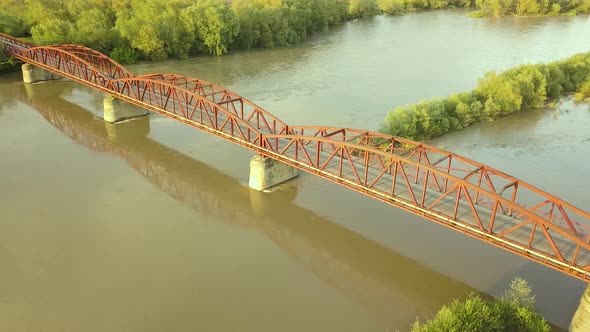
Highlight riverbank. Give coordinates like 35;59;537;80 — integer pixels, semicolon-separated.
0;62;17;74
1;1;588;65
0;0;367;63
380;51;590;141
0;57;21;74
0;48;19;73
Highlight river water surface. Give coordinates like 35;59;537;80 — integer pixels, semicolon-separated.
1;9;590;332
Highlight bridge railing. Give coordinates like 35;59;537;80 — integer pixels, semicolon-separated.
108;77;263;144
136;73;290;135
260;131;590;279
282;126;590;240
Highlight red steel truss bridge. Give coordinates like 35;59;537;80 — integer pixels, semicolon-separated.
2;32;590;282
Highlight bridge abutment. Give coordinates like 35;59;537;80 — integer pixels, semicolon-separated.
570;284;590;331
103;95;148;123
248;155;300;191
22;63;60;83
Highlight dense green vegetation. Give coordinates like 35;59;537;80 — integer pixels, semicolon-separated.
471;0;590;17
1;0;587;66
411;277;550;332
0;46;18;73
0;0;360;63
577;79;590;101
381;51;590;141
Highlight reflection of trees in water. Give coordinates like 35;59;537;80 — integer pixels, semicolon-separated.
23;81;477;327
128;41;322;100
0;73;28;112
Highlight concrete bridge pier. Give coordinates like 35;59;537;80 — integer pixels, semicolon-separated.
248;155;300;191
103;95;148;123
570;284;590;331
22;63;60;83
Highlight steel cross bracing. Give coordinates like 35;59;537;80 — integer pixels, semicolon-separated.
3;32;590;281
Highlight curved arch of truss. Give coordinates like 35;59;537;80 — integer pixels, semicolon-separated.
51;44;134;79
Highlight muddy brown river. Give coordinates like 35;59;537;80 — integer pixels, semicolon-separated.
1;9;590;331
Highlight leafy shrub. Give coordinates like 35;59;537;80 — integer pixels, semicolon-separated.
574;78;590;101
411;277;550;332
109;46;138;65
0;15;27;36
30;19;75;45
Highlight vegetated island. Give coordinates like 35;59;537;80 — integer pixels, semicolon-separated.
380;51;590;141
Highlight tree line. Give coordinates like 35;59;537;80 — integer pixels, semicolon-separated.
470;0;589;17
0;0;588;65
380;51;590;141
0;0;368;63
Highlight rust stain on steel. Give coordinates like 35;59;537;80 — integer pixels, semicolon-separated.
2;32;590;282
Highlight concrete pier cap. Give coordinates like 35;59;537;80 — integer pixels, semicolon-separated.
103;95;149;123
248;155;300;191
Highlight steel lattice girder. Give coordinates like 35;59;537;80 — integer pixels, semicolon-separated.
2;31;590;282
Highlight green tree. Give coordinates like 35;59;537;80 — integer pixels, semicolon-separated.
475;71;523;119
557;53;590;91
74;9;119;53
23;0;71;27
503;65;547;109
0;0;374;61
444;92;483;127
378;0;407;14
0;0;27;17
382;106;418;139
574;78;590;101
0;14;27;36
30;19;75;45
412;99;452;139
325;0;350;24
285;0;314;43
348;0;380;17
232;0;294;49
473;0;589;16
515;0;541;14
109;45;138;64
159;1;194;59
411;277;550;332
475;0;515;16
428;0;450;9
65;0;116;21
180;0;239;56
578;0;590;12
115;0;193;60
539;63;567;98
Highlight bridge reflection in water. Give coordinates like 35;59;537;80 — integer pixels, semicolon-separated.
20;80;477;327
